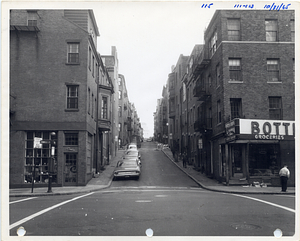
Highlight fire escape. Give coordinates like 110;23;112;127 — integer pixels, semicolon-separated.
192;50;211;134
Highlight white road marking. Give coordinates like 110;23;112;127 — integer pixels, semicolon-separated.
155;195;168;197
9;197;37;204
229;193;295;213
135;200;153;203
9;192;94;230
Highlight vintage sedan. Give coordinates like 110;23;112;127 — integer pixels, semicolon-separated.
127;143;138;150
123;149;141;161
123;156;141;166
113;160;141;180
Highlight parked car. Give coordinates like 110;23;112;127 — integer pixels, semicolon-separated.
127;143;138;150
122;156;141;166
123;149;141;161
113;160;141;180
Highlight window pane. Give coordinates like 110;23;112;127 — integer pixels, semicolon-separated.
68;53;79;63
228;19;240;30
68;86;78;97
265;20;277;30
269;97;282;119
230;71;241;81
229;59;240;67
69;44;79;53
230;99;242;119
266;32;277;41
68;43;79;63
65;133;78;145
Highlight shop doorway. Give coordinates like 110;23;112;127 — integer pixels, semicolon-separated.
232;145;243;177
64;153;77;185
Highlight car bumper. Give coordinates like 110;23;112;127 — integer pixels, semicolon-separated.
114;172;140;178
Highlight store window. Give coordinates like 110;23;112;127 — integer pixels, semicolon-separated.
24;131;57;184
249;144;280;176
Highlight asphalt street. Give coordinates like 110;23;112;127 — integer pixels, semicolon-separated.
8;142;295;237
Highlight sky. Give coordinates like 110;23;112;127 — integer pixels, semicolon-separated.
3;1;297;138
93;2;216;138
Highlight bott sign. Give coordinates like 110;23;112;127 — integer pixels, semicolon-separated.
239;119;295;140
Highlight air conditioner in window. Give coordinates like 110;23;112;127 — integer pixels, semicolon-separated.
272;78;278;81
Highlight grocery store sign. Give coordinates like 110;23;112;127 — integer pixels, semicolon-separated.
226;119;295;141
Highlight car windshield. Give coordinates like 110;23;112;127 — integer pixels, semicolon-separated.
117;161;137;167
126;150;138;154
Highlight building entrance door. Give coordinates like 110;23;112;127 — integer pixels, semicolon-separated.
64;153;77;185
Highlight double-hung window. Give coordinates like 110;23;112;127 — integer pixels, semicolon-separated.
67;43;79;64
27;11;37;26
230;98;242;119
216;64;221;87
217;100;222;124
267;59;280;82
209;31;218;57
101;96;108;119
229;59;241;81
67;85;78;109
265;20;278;41
290;20;295;42
227;19;240;41
269;97;282;120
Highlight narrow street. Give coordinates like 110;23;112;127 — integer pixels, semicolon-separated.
9;142;295;237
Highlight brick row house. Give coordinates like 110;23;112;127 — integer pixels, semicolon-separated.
9;10;143;188
155;10;295;186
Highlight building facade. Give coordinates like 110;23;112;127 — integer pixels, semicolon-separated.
194;10;295;186
10;10;103;187
158;10;295;186
9;10;142;188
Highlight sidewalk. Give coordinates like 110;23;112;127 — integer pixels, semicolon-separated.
9;148;295;197
161;147;295;195
9;149;125;198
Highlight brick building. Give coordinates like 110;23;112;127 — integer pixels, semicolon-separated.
157;10;295;186
167;55;189;155
9;10;113;187
192;10;295;186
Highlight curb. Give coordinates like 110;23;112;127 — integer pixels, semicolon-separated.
9;167;116;198
161;149;295;195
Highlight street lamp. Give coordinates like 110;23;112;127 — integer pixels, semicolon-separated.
47;132;56;193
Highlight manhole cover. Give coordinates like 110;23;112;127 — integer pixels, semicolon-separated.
230;223;261;230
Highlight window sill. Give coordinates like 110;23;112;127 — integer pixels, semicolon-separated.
66;63;80;65
267;81;282;84
65;109;79;112
228;80;243;83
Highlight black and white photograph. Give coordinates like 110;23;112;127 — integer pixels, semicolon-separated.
1;0;299;240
